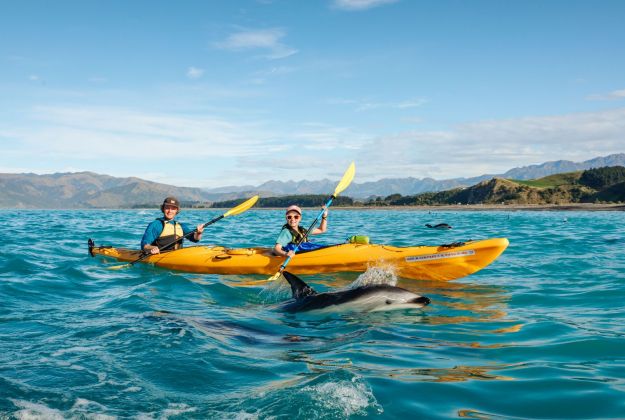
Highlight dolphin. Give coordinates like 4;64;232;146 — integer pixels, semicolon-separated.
426;223;452;229
280;271;430;313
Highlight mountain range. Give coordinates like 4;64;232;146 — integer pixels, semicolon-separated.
1;153;624;208
204;153;625;198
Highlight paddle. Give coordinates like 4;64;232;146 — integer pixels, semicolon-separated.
262;162;356;284
108;195;259;270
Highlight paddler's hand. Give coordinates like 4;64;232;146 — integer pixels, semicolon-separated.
149;247;160;255
286;250;295;258
194;224;204;240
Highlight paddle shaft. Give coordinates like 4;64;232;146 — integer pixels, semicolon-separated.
278;195;334;272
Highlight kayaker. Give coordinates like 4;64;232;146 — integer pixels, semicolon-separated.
140;196;205;254
273;204;328;257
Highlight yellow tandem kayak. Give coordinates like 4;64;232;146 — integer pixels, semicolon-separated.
88;237;509;281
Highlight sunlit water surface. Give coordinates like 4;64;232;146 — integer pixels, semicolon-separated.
1;209;624;418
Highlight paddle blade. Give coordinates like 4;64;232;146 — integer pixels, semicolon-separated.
227;278;271;287
267;271;282;282
229;272;283;287
223;195;259;218
333;162;355;197
107;263;131;270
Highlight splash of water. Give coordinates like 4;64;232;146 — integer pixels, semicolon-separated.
349;265;397;288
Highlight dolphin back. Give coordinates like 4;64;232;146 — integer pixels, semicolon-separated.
282;271;317;300
425;223;452;229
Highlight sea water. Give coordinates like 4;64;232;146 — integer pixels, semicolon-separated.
1;209;624;419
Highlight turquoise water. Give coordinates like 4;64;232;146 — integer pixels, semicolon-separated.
1;209;624;418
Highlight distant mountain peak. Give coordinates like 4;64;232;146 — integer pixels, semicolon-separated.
2;153;624;208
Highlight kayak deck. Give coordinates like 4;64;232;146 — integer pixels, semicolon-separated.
89;238;509;281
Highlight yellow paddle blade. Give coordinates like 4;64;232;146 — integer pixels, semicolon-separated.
333;162;355;197
223;195;259;218
226;278;271;287
229;272;283;287
107;263;131;270
267;271;282;282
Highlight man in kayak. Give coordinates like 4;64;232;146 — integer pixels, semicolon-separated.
141;196;205;254
273;204;328;257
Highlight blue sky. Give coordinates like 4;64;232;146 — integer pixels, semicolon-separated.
1;0;624;188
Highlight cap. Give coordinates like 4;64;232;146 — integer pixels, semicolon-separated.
285;205;302;215
161;196;180;210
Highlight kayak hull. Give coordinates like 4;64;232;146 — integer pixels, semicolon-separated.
89;238;509;281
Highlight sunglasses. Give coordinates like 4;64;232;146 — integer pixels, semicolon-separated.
286;214;300;220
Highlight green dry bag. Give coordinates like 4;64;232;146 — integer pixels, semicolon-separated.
347;235;370;244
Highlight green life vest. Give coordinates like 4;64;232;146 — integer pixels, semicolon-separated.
282;224;309;244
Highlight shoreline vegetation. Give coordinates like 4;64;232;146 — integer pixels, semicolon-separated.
212;203;625;211
6;203;625;211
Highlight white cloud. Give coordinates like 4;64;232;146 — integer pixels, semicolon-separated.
214;28;298;59
248;65;297;85
3;101;624;186
332;0;399;11
186;67;204;79
227;155;357;186
4;105;282;161
586;88;625;101
327;97;427;112
290;123;367;151
261;65;296;76
357;98;427;112
1;105;357;170
356;107;625;180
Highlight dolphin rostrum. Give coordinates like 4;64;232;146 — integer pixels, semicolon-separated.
280;271;430;313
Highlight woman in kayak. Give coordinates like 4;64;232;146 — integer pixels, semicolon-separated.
141;196;205;254
273;204;328;257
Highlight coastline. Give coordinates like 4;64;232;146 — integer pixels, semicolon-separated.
339;203;625;211
212;203;625;212
5;203;624;211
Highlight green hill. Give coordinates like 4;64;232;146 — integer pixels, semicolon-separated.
510;171;583;188
370;166;625;206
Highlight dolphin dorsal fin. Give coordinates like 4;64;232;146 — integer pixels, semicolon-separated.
282;271;317;300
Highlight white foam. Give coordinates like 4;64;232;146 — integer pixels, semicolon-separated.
52;346;100;357
302;377;380;417
70;398;115;419
161;403;198;418
258;278;291;302
10;397;119;420
350;265;397;288
10;399;65;420
231;411;260;420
